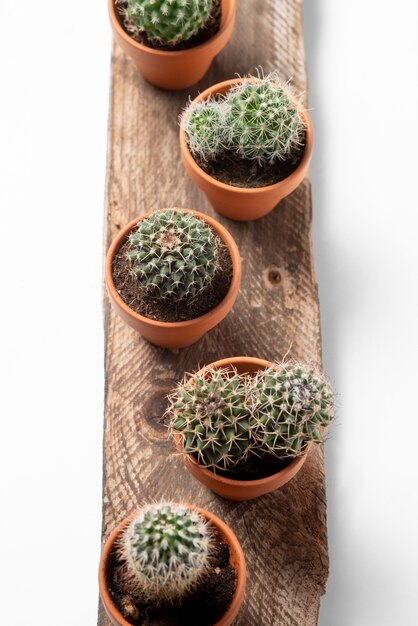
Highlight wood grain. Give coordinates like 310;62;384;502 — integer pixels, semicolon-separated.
99;1;328;624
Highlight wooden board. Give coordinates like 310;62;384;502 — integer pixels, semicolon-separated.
99;1;329;624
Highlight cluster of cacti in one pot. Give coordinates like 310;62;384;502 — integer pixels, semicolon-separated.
109;0;237;89
180;72;314;220
99;502;246;625
105;208;241;349
167;357;334;500
181;73;305;164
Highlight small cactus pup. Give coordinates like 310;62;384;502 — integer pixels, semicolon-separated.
106;208;241;349
168;365;253;470
167;357;335;501
109;0;236;90
179;73;314;220
99;502;246;625
181;97;228;162
251;363;335;458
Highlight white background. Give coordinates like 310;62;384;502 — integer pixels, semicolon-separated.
1;1;417;625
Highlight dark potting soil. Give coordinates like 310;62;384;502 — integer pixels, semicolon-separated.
118;0;221;51
106;531;236;626
112;239;233;323
194;130;307;189
207;450;293;481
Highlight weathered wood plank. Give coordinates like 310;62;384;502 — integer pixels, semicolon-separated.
100;1;328;624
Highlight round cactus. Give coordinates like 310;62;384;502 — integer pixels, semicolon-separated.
120;0;214;46
180;99;227;161
126;209;220;302
168;366;253;469
121;502;212;604
224;73;305;163
251;364;335;457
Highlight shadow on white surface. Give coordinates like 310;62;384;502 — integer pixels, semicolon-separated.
303;4;347;624
303;2;418;625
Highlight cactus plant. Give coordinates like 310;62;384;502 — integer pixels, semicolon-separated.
224;73;305;163
120;502;212;604
168;361;334;473
181;72;306;165
126;209;220;302
119;0;214;46
168;366;254;469
180;98;227;161
251;363;335;457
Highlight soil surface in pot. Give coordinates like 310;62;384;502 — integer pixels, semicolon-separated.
106;530;236;626
112;239;232;323
117;0;221;51
193;130;306;188
202;450;294;481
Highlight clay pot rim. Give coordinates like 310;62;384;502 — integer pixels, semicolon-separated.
108;0;236;58
179;78;314;194
105;208;241;331
174;356;310;488
99;504;246;626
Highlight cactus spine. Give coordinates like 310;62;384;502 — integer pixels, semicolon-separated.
120;502;212;604
120;0;214;46
126;209;220;302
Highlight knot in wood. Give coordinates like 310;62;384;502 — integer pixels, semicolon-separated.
266;266;282;288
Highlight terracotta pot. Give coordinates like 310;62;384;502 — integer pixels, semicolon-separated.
180;79;314;221
99;504;246;626
105;208;241;349
175;357;309;501
108;0;236;90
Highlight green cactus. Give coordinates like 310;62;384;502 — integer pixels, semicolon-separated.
168;362;335;469
126;209;220;302
180;98;227;161
120;0;214;46
168;366;254;469
251;364;335;457
181;72;306;165
224;73;305;163
120;502;212;604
